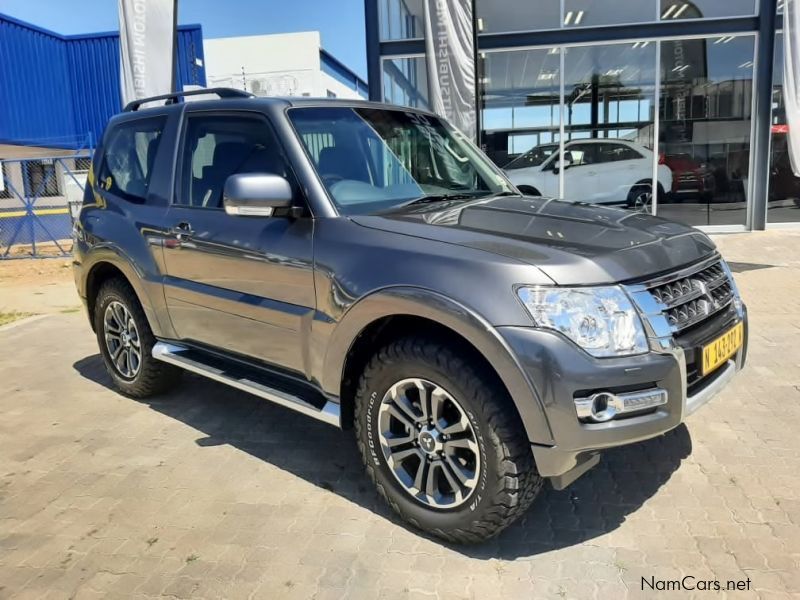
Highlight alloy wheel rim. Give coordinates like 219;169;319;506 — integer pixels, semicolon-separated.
103;301;141;379
377;378;481;509
634;190;652;213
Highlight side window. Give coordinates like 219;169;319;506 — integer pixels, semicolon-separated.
178;114;292;208
98;118;165;202
565;144;595;167
598;143;643;163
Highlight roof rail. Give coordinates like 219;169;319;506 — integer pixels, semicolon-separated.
123;87;254;112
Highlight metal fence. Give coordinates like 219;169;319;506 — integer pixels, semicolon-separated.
0;154;90;259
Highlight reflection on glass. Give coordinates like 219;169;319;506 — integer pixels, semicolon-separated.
658;35;755;226
561;42;659;211
564;0;657;27
382;57;430;110
476;0;560;33
659;0;756;20
479;48;561;167
379;0;424;40
768;32;800;223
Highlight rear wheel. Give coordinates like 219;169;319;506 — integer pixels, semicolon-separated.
354;336;543;543
94;278;180;398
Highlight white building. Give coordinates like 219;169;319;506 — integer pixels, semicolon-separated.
203;31;367;100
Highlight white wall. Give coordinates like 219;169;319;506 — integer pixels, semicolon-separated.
203;32;362;99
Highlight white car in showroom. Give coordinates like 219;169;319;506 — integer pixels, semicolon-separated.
504;139;672;210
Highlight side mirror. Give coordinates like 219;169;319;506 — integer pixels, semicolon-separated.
223;173;294;217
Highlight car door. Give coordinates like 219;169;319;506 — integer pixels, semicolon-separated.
595;142;646;203
160;110;315;374
562;143;600;202
535;158;560;197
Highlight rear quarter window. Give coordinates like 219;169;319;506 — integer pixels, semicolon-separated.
98;117;166;202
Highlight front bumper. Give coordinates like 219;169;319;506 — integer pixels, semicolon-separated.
497;305;748;488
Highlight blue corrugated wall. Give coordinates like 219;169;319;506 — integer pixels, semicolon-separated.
0;14;205;150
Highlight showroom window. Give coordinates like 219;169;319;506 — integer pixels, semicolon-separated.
561;41;657;210
659;0;757;20
657;35;755;227
379;0;424;40
563;0;657;28
476;0;561;34
768;31;800;224
479;47;561;166
382;56;430;109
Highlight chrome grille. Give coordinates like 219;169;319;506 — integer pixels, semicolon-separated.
644;259;734;333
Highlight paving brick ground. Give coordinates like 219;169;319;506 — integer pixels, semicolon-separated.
1;230;799;599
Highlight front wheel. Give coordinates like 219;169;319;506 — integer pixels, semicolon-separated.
627;182;665;213
354;337;543;543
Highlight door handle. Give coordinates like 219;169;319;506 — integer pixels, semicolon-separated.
169;222;194;238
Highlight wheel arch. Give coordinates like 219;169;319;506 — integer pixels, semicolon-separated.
83;250;169;336
516;184;541;196
324;287;554;445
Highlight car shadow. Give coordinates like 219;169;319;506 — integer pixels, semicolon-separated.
73;353;692;560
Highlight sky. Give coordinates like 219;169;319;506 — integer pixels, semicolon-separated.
0;0;368;78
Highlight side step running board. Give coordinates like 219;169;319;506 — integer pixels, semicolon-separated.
152;342;340;427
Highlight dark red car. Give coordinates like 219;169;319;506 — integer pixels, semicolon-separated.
664;153;716;200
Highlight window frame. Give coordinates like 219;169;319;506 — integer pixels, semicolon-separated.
596;142;644;163
23;159;61;198
0;162;12;199
173;109;302;212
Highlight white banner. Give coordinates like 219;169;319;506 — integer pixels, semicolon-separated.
118;0;176;106
784;0;800;176
423;0;477;140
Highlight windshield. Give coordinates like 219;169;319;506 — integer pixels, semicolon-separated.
288;107;514;215
504;143;558;170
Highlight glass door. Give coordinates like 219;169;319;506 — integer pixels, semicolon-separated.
562;41;658;213
657;35;755;226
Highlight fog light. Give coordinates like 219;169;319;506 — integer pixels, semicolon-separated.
574;388;668;423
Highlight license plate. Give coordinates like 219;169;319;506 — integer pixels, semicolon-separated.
701;322;744;376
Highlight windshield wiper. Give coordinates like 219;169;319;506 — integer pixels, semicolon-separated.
384;192;487;213
379;190;521;214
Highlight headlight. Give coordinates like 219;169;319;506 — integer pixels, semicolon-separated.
517;286;648;357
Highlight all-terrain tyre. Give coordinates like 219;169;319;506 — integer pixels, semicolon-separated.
354;336;543;543
94;278;181;398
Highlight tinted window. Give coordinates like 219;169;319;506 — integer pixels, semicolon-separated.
177;114;292;208
597;143;643;163
505;144;558;170
564;143;597;166
99;118;165;202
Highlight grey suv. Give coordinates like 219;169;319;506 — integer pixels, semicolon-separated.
73;88;748;543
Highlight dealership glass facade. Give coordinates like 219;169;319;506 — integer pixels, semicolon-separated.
368;0;793;229
769;31;800;223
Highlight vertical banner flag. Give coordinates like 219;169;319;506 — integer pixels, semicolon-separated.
118;0;177;106
423;0;477;140
784;0;800;176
